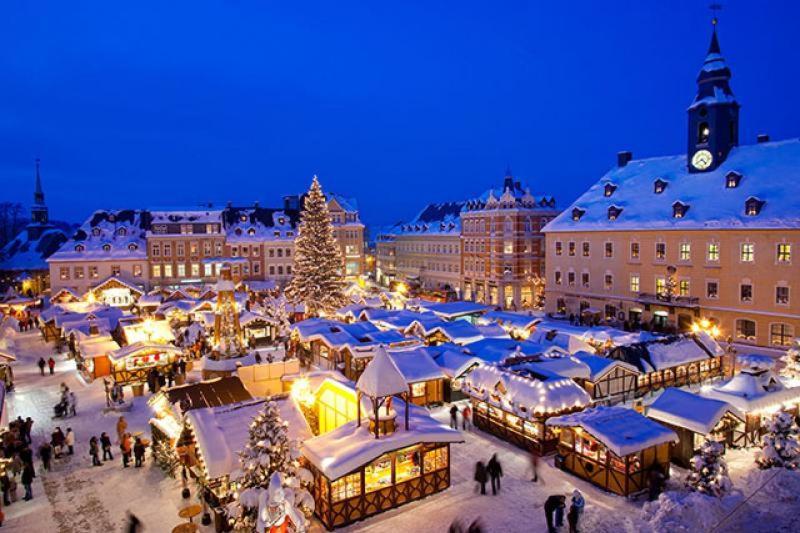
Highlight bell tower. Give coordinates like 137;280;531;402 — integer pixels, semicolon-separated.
31;158;49;225
687;18;739;173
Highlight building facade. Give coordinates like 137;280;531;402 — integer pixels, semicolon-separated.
327;195;365;278
461;171;558;309
543;24;800;348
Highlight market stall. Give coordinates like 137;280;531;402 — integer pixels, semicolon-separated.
108;342;183;387
547;406;678;496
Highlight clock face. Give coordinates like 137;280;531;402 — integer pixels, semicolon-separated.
691;149;713;170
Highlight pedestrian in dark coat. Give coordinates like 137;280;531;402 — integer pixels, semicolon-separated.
474;461;488;495
544;495;566;533
38;442;52;471
648;466;665;501
486;454;503;495
21;463;34;500
37;357;46;376
47;357;56;374
449;405;458;429
23;417;33;444
1;472;11;506
100;432;113;461
121;433;132;467
178;358;187;374
126;511;142;533
89;436;102;466
133;437;145;467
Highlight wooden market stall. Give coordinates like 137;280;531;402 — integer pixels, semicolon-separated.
88;275;145;308
647;388;743;467
75;335;120;380
547;406;678;496
239;311;279;346
463;364;591;455
107;342;183;387
389;348;446;406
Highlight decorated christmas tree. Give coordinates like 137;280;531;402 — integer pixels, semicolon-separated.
228;401;314;532
780;339;800;381
265;295;292;338
686;439;732;496
285;176;347;316
757;410;800;470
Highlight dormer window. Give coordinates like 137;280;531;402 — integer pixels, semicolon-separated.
108;214;116;222
607;206;623;221
603;183;617;197
128;243;138;251
116;227;127;236
235;228;242;236
745;197;765;216
92;228;102;237
74;244;85;253
571;208;585;221
102;244;111;252
247;228;256;236
240;215;247;222
278;217;285;225
672;201;689;219
274;230;280;237
654;179;668;194
726;171;742;189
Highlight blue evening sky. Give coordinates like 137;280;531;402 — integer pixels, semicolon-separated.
1;1;798;234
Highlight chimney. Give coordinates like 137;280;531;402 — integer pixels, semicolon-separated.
757;134;770;143
253;200;260;208
617;151;633;168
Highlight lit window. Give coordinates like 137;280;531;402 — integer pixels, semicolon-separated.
603;242;613;258
629;274;640;293
655;243;666;260
604;274;613;290
607;206;622;220
740;283;753;302
582;242;590;257
776;286;789;305
571;208;585;221
204;263;212;277
777;243;791;263
726;171;741;188
740;243;754;262
679;280;690;296
679;243;691;261
745;197;764;216
132;265;142;278
411;382;426;397
177;264;186;277
736;319;756;341
568;242;576;256
770;323;794;347
581;272;590;288
504;241;513;254
654;179;667;194
707;243;719;262
164;264;173;277
191;263;200;277
672;202;689;218
604;183;617;197
655;277;667;296
630;242;640;259
152;264;161;278
555;242;563;256
706;281;719;299
554;271;562;285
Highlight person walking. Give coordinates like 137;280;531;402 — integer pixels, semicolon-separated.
51;427;65;458
65;427;75;455
37;357;46;376
23;417;33;445
449;405;459;429
461;404;472;431
21;462;34;501
39;442;52;471
133;437;145;468
531;451;540;483
47;357;56;375
69;391;77;416
121;433;132;467
474;461;488;495
100;432;113;461
544;495;565;533
116;416;128;444
487;454;503;495
1;471;11;506
178;357;187;375
89;436;102;466
648;465;665;501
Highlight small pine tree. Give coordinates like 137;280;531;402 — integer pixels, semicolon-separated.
152;438;181;478
285;176;348;317
686;439;732;496
228;401;314;532
780;339;800;381
757;410;800;470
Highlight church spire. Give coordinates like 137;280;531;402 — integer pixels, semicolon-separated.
30;158;49;226
34;158;45;206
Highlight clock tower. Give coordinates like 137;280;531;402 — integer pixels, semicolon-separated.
687;19;739;173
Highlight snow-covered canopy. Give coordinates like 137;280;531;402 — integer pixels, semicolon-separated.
416;301;489;320
356;345;408;398
479;310;543;332
388;347;446;383
108;342;183;363
647;388;743;435
547;406;678;457
78;336;120;358
463;338;568;364
430;348;483;379
609;333;723;373
302;400;462;481
408;319;487;345
463;364;591;419
528;329;595;354
573;352;640;381
702;368;800;414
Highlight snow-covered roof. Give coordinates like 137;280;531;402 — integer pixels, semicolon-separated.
137;293;163;306
647;388;743;435
163;376;254;411
464;364;591;418
379;202;465;237
412;319;487;345
528;329;596;354
417;301;489;319
701;368;800;413
90;274;145;296
187;398;311;480
223;206;298;243
573;352;640;381
49;209;148;262
302;400;462;481
430;347;482;379
290;318;382;349
479;310;543;331
149;208;222;225
547;406;678;457
463;338;568;364
356;345;408;398
0;225;67;271
388;348;446;383
544;139;800;233
108;342;183;362
609;333;723;373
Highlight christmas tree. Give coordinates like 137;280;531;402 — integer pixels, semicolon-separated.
780;339;800;381
686;439;732;496
757;410;800;470
228;401;314;532
265;295;292;338
285;176;347;317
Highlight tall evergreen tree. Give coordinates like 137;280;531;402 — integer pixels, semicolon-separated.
286;176;347;316
685;439;732;496
757;410;800;470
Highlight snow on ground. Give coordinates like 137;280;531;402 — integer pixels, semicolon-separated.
3;330;799;533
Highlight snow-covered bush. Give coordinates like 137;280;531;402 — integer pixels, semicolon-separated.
686;439;732;496
757;410;800;470
780;339;800;381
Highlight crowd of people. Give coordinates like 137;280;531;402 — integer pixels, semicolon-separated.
1;416;40;509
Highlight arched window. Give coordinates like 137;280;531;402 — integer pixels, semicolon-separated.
770;323;794;347
116;227;127;236
735;319;756;341
128;243;138;251
102;244;111;252
74;244;85;252
504;217;513;233
92;228;101;237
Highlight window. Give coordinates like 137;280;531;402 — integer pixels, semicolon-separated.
745;197;765;216
654;179;667;194
128;243;138;252
74;267;84;279
424;446;448;472
152;264;161;278
59;267;69;280
89;266;99;279
286;265;292;275
177;264;186;277
151;244;161;257
164;264;173;278
133;265;142;278
740;283;753;302
604;274;613;290
111;265;120;276
190;242;198;255
604;242;613;258
504;241;513;254
331;473;361;502
365;455;392;493
776;286;789;305
630;242;640;260
568;272;575;286
770;323;794;347
608;206;622;220
102;244;111;252
707;243;719;262
604;183;617;197
395;446;421;483
278;266;284;275
253;263;260;274
777;243;792;263
698;121;710;143
203;242;212;256
180;224;193;235
672;202;689;218
571;208;585;221
268;249;274;258
706;281;719;299
736;319;756;341
555;242;563;256
204;264;212;277
655;242;666;260
164;244;172;256
191;263;200;277
554;271;562;285
568;242;576;256
740;243;754;262
726;171;741;188
679;243;691;261
629;274;640;293
656;277;667;296
679;280;690;296
581;272;590;288
411;382;426;398
269;266;275;275
582;242;590;257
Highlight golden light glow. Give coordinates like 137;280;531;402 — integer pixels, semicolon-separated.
86;291;96;304
691;318;721;338
291;377;316;408
396;282;407;295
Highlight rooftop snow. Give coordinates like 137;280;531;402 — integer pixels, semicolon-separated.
356;345;408;398
388;348;446;383
647;388;742;435
544;139;800;232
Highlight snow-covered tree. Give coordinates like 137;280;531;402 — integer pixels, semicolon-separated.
265;295;292;338
228;400;314;532
686;439;732;496
780;339;800;381
757;410;800;470
285;176;347;317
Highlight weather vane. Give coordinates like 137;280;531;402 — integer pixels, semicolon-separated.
710;3;722;25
